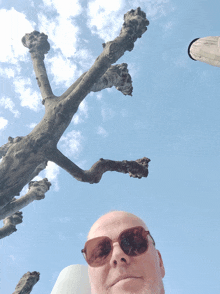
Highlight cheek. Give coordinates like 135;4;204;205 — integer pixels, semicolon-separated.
89;266;108;291
137;252;159;278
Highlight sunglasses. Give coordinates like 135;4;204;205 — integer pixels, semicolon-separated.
81;226;155;267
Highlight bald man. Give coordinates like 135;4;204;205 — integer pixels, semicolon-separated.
81;211;165;294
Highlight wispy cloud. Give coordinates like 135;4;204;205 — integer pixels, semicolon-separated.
13;77;43;111
0;8;35;64
41;0;82;19
0;97;20;118
44;161;60;191
27;122;38;129
38;13;80;58
47;53;78;88
86;0;171;41
101;107;115;121
0;67;20;78
0;117;8;130
72;100;88;125
59;130;83;158
37;7;94;89
9;255;16;261
58;232;67;240
97;126;108;137
87;0;124;41
96;93;103;100
19;162;60;195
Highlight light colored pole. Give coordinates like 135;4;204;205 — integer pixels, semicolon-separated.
50;265;91;294
188;36;220;67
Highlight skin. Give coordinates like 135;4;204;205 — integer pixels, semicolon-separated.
87;211;165;294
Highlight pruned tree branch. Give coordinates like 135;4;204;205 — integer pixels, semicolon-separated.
91;63;133;95
0;211;23;239
62;7;149;114
0;178;51;221
12;271;40;294
0;7;149;239
0;136;23;159
48;148;150;184
22;30;55;103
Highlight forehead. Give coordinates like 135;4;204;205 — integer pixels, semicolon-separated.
88;212;148;240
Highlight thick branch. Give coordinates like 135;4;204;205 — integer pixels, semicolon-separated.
48;149;150;184
61;63;132;102
0;178;51;221
63;7;149;113
91;63;133;95
0;211;23;239
12;271;40;294
0;136;23;159
22;31;55;103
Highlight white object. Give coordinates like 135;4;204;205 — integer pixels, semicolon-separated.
50;264;91;294
189;36;220;67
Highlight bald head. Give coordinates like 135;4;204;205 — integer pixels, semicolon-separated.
88;210;149;240
86;210;165;294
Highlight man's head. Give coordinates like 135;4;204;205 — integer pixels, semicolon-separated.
84;210;165;294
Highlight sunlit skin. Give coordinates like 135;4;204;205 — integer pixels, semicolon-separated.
87;211;165;294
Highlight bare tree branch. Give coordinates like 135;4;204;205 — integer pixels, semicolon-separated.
62;8;149;114
91;63;133;95
48;148;150;184
0;211;23;239
12;271;40;294
0;136;24;159
0;178;51;220
22;31;55;103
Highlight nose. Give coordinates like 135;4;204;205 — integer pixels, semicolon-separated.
109;241;131;266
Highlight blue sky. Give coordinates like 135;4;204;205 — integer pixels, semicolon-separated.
0;0;220;293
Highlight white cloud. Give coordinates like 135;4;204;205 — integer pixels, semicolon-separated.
87;0;171;41
44;161;60;191
47;54;78;87
0;97;20;118
0;117;8;130
87;0;125;41
97;126;108;137
163;20;173;32
96;93;103;100
38;12;79;58
42;0;82;19
101;107;115;121
0;67;17;78
72;100;88;124
59;130;83;158
13;77;43;111
9;255;16;261
37;3;95;90
127;0;171;20
74;49;94;70
0;8;35;64
20;184;29;197
37;11;94;88
27;122;37;129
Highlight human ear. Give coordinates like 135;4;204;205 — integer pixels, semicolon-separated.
156;250;165;278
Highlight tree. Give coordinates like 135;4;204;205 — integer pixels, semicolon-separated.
0;7;149;292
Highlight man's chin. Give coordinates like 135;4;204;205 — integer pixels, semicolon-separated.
109;277;144;293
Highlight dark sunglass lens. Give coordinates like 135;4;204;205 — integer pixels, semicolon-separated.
87;237;111;267
120;227;148;256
